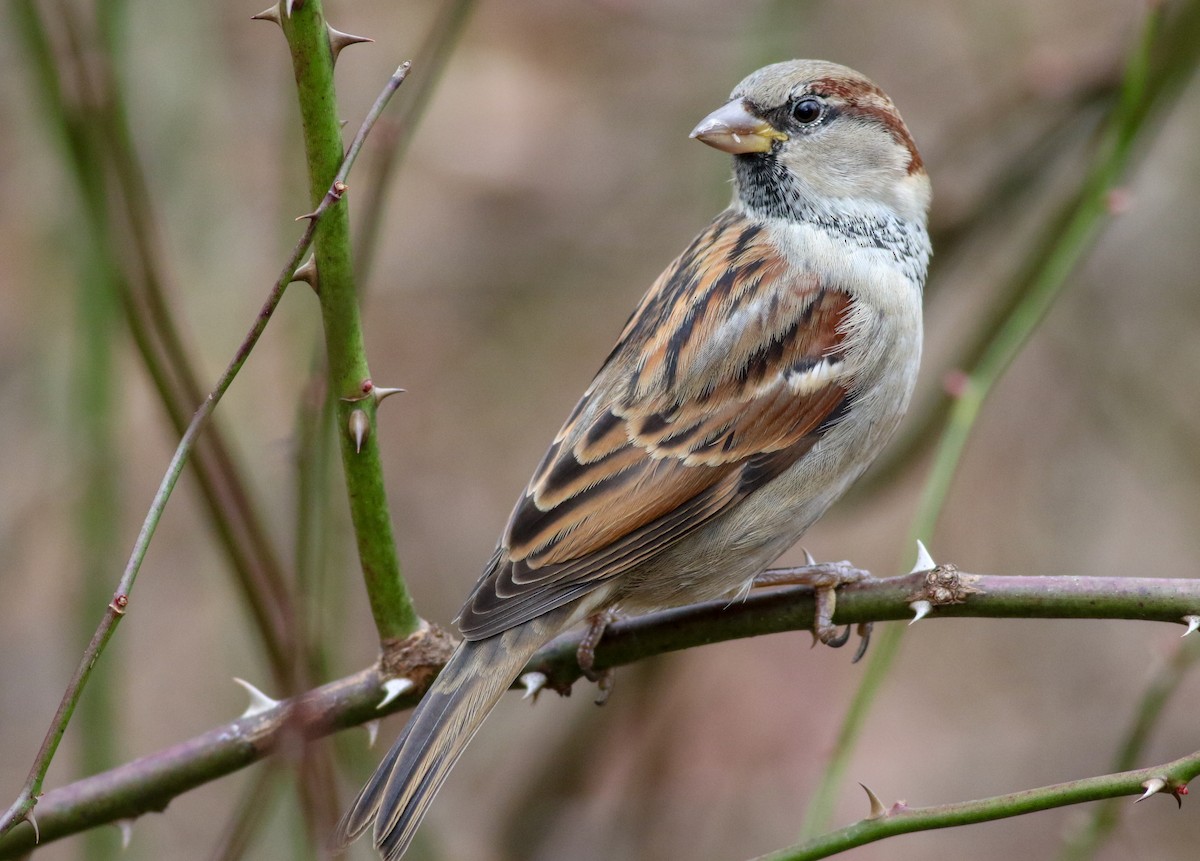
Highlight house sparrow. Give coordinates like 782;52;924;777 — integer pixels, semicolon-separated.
336;59;931;860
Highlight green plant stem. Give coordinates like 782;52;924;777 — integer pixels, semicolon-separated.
282;2;419;642
798;1;1198;837
0;61;407;836
1057;635;1200;861
755;750;1200;861
1;570;1196;854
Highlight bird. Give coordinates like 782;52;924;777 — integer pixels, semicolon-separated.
335;59;932;860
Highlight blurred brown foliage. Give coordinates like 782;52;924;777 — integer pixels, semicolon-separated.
1;1;1198;859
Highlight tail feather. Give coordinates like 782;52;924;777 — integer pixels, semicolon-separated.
335;613;562;859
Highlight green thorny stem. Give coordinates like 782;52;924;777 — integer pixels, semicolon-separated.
0;57;412;843
757;750;1199;861
799;0;1199;840
281;0;419;643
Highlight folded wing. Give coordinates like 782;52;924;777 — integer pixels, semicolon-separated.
458;211;856;638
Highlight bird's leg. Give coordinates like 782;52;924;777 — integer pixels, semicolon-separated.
576;609;620;705
752;551;873;662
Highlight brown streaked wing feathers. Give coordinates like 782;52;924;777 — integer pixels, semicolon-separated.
457;210;853;639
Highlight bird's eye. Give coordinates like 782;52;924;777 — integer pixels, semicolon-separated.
791;97;824;125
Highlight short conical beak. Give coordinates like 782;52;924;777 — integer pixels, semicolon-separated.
690;99;787;154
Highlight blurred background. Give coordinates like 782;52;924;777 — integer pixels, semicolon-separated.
1;0;1199;859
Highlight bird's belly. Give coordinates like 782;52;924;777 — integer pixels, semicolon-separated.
612;305;920;616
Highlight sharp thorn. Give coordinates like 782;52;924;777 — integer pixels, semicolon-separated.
376;678;415;710
328;25;374;62
373;386;406;404
348;408;370;453
364;719;381;748
1182;615;1200;637
291;254;317;289
285;0;297;17
910;540;936;574
859;783;887;819
295;209;319;222
233;677;281;718
802;546;817;566
520;671;548;701
250;4;281;26
27;811;40;844
1137;777;1167;802
908;600;932;625
115;818;135;850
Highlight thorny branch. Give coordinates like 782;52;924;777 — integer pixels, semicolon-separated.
0;567;1197;854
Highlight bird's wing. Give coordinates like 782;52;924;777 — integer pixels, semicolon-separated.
457;210;857;638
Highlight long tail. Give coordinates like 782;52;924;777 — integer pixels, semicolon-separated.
334;612;564;860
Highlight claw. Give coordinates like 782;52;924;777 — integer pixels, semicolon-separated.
824;624;853;648
851;622;873;663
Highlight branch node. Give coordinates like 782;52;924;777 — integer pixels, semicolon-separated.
908;564;980;611
109;593;129;615
378;622;458;692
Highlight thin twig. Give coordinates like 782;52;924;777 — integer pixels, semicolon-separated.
1057;635;1200;861
753;749;1200;861
0;62;413;843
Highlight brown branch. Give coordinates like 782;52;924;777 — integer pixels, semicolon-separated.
1;570;1197;855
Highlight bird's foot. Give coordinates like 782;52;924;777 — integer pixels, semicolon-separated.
576;609;621;705
753;553;873;662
